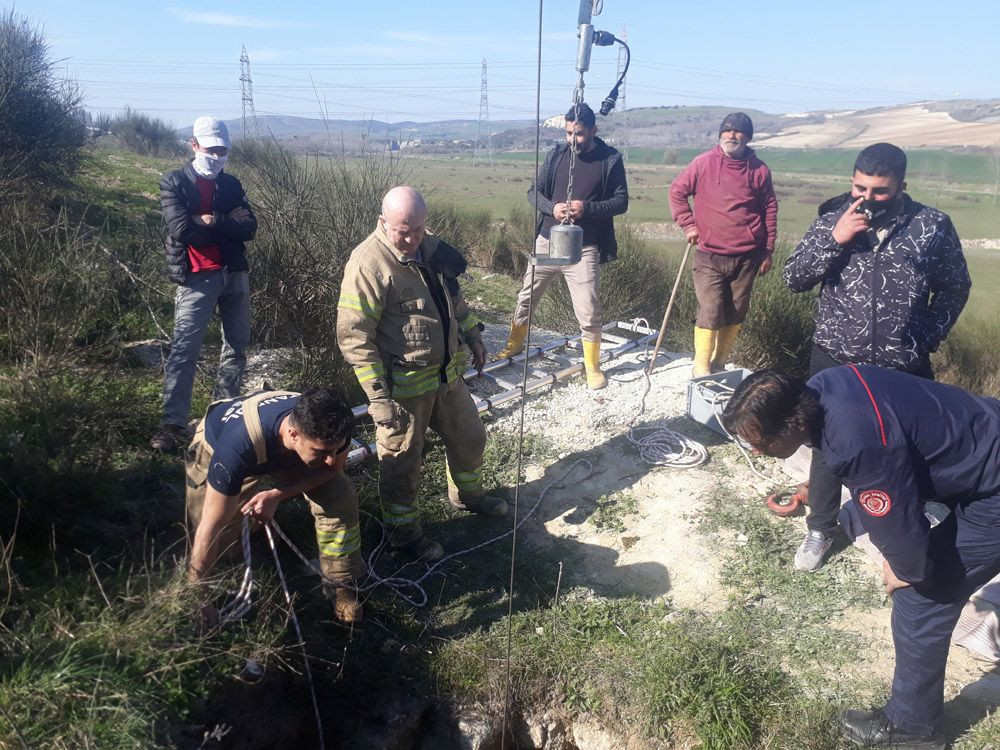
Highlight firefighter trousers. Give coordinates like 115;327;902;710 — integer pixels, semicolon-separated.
185;431;365;581
376;377;487;545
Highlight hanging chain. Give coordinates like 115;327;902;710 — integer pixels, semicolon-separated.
563;100;581;225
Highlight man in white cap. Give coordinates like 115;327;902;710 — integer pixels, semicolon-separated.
151;116;258;452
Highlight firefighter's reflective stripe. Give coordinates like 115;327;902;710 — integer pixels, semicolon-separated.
381;501;419;526
354;362;384;384
316;525;361;558
448;465;482;493
338;292;383;319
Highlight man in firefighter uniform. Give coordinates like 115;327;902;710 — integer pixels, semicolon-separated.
722;365;1000;750
337;186;507;562
186;387;364;625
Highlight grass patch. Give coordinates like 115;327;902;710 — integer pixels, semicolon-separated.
696;477;884;681
589;491;639;534
435;597;855;749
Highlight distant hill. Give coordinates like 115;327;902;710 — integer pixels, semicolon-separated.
178;100;1000;153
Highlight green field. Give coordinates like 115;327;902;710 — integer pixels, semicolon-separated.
404;148;1000;322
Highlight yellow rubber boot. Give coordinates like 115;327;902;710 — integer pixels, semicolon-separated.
496;322;528;360
692;327;717;378
710;324;741;373
582;339;607;390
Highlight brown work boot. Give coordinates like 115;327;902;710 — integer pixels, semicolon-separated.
150;423;188;453
394;534;445;563
456;494;509;518
323;583;364;624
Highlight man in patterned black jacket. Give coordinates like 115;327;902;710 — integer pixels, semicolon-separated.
783;143;970;572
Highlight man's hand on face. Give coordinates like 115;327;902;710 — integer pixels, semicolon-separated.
758;255;773;276
831;197;870;246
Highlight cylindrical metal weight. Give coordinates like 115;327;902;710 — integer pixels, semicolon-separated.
536;223;582;266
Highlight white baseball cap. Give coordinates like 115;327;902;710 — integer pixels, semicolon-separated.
192;116;231;149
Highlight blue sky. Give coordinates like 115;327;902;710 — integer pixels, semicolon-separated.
21;0;998;128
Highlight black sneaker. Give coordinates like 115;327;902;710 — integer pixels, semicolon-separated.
150;424;188;453
839;708;945;749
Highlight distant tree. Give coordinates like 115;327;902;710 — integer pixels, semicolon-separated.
95;107;185;157
0;9;86;202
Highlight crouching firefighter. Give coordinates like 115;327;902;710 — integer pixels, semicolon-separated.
337;186;508;564
186;387;365;626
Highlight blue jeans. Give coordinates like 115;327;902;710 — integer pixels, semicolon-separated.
161;269;250;426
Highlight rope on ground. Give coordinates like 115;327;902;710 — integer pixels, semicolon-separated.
264;523;326;750
623;335;709;469
216;459;594;623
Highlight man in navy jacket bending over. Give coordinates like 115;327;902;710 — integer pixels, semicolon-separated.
722;365;1000;750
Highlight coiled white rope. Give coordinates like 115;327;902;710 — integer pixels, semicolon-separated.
623;332;709;469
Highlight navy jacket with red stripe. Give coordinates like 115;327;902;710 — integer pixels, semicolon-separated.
807;364;1000;585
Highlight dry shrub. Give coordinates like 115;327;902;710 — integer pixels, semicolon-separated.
230;140;406;388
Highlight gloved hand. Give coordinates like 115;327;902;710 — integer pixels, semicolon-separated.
368;398;409;431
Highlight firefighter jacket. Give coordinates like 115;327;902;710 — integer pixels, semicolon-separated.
337;224;483;402
784;193;970;373
809;364;1000;586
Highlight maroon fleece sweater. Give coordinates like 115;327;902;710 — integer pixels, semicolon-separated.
668;145;777;256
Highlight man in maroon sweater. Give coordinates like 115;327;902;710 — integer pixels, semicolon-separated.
668;112;777;376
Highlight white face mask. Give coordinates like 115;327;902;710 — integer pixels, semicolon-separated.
192;151;227;179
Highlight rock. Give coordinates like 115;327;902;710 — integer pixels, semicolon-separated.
123;339;166;368
516;710;573;749
454;712;500;750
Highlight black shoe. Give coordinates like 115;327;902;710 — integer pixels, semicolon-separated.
839;708;945;749
150;424;188;453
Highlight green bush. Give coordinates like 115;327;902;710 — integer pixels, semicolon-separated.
231;140;406;389
94;108;185;158
734;244;816;375
934;315;1000;397
0;9;86;201
0;204;121;373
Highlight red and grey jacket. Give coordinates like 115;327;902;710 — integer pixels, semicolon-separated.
668;145;777;256
159;161;257;284
809;364;1000;586
785;193;970;373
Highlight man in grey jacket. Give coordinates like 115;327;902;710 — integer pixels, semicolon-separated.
782;142;970;572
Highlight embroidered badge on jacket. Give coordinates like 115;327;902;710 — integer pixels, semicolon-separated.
859;489;892;517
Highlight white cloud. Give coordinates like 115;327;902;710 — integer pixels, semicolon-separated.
167;8;301;28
